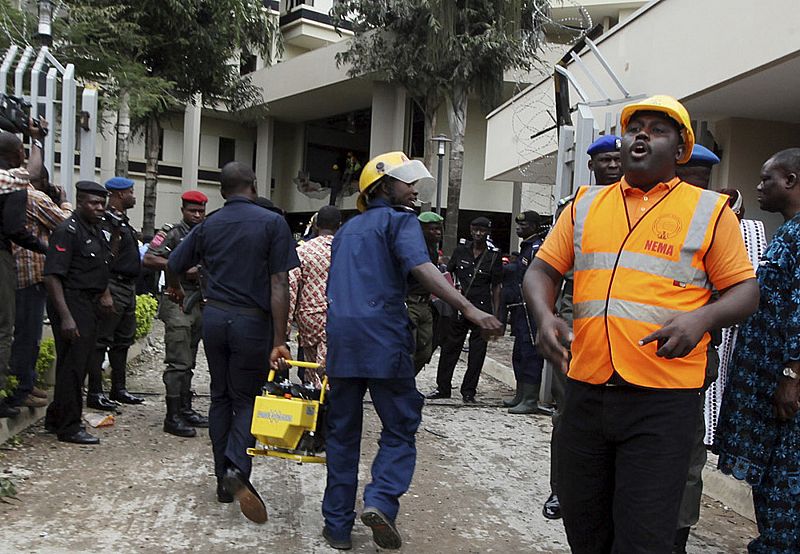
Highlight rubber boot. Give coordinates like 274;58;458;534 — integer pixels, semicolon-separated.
502;382;523;408
164;396;196;437
508;382;541;414
109;355;144;404
180;391;209;428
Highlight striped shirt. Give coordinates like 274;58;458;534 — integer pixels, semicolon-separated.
12;185;71;288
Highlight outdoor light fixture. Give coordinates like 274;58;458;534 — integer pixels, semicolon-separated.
430;134;451;215
37;0;55;46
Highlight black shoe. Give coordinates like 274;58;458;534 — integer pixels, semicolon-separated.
672;526;690;553
86;393;118;411
58;429;100;445
217;481;234;503
109;389;144;405
542;492;561;520
0;403;20;418
361;506;402;550
462;395;477;404
222;467;268;524
322;526;352;550
426;389;451;400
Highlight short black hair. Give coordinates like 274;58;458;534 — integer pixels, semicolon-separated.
220;161;256;194
316;205;341;231
770;148;800;175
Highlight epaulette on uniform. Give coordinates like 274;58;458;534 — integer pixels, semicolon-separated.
489;245;500;252
159;222;175;233
458;238;467;245
66;216;78;234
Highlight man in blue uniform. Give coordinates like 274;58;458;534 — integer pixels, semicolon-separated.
310;152;502;550
503;210;550;414
86;177;144;411
166;161;299;524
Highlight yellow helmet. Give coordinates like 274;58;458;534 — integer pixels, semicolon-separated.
357;151;434;212
619;95;695;164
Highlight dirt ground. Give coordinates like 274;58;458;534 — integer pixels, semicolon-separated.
0;323;756;553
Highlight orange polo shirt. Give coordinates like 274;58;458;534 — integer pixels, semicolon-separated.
537;177;755;291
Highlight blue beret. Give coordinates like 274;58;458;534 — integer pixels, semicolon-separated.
687;145;720;166
587;135;621;156
105;176;135;190
75;180;109;196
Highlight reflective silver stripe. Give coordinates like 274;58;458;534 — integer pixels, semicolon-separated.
574;298;685;326
681;189;723;260
573;186;605;254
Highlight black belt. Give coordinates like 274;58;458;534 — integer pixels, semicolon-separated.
112;274;136;283
407;294;431;304
205;298;268;319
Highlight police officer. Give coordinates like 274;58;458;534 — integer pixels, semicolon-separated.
143;190;209;437
85;177;144;411
503;211;549;414
313;152;502;550
167;162;298;524
428;216;503;403
43;181;114;444
408;211;443;375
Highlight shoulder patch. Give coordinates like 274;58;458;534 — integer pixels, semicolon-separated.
458;238;467;245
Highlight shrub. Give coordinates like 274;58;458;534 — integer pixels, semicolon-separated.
35;338;55;387
135;294;159;339
0;375;18;401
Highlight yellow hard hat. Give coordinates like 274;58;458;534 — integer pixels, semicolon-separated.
357;151;434;212
620;95;695;164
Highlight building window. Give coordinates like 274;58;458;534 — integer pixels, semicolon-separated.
240;52;257;75
218;137;236;169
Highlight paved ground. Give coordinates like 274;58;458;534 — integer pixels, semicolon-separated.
0;324;756;553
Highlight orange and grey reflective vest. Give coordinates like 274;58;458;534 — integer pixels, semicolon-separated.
570;180;729;389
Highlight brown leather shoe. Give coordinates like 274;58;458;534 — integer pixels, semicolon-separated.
22;394;48;408
31;387;48;399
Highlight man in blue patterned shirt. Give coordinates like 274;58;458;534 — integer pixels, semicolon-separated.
715;148;800;554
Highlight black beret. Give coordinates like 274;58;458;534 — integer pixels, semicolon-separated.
75;180;109;196
470;216;491;228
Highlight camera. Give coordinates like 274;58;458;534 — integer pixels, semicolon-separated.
0;93;31;134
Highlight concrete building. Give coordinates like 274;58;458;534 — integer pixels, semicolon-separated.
486;0;800;241
47;0;646;248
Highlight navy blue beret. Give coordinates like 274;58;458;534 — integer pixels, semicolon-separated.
105;176;135;190
587;135;621;156
687;145;720;166
75;180;109;196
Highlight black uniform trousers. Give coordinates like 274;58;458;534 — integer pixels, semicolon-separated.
88;279;137;393
509;306;544;385
557;378;700;554
202;304;271;480
435;313;488;398
45;290;101;437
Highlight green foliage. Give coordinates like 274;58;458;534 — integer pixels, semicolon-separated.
135;294;159;339
35;338;55;387
0;375;18;401
0;476;16;500
0;0;36;51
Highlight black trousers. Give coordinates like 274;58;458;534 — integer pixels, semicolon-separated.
558;378;700;554
45;290;101;437
435;314;488;398
88;280;137;393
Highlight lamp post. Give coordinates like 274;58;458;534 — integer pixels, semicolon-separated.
37;0;55;46
430;134;451;215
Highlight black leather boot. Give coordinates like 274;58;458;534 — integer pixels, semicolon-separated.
180;391;209;428
164;396;196;437
109;353;144;404
508;382;541;414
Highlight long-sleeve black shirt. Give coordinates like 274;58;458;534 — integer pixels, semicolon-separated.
1;189;46;254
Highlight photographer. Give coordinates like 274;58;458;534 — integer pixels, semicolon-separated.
0;117;48;418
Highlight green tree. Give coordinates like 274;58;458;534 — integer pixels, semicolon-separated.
332;0;544;251
59;0;281;235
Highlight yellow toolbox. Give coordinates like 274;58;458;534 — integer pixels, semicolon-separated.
248;360;327;464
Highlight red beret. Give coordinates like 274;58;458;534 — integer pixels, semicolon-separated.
181;190;208;204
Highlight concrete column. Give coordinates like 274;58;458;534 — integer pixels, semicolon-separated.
255;117;274;198
182;94;202;189
99;109;117;183
370;82;407;157
510;181;522;252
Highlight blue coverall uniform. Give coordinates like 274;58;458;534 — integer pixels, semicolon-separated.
168;196;299;480
322;198;431;541
509;235;544;385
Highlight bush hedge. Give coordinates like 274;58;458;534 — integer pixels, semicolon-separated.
135;294;159;339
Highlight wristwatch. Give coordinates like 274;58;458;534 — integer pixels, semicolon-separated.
782;366;799;380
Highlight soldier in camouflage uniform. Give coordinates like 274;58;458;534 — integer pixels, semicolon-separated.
143;190;209;437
